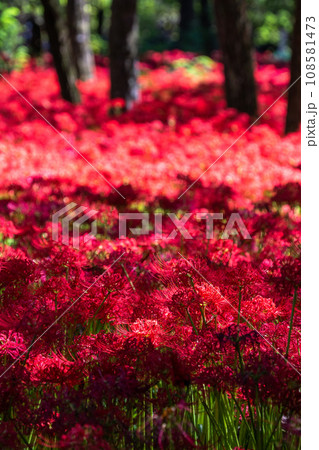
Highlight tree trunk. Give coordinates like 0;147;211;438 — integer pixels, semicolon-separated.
200;0;212;54
22;14;42;57
109;0;138;112
214;0;257;116
285;0;301;134
200;0;210;27
41;0;80;103
179;0;194;46
97;9;104;36
67;0;94;81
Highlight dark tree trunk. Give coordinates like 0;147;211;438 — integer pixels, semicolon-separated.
97;9;104;36
67;0;94;81
30;19;42;57
200;0;212;54
22;14;42;57
179;0;194;45
109;0;138;111
200;0;210;29
214;0;257;116
41;0;80;103
285;0;301;134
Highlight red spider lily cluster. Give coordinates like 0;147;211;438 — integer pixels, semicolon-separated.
0;52;300;449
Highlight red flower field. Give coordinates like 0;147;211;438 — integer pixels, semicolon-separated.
0;52;300;449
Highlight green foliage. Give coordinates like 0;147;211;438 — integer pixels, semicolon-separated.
187;387;300;450
254;10;293;47
170;55;215;78
248;0;295;48
137;0;180;53
91;33;108;54
0;5;28;70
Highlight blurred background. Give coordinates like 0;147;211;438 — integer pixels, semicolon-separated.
0;0;295;69
0;0;300;132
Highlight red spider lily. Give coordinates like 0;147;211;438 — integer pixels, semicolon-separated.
0;51;300;447
0;331;26;359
